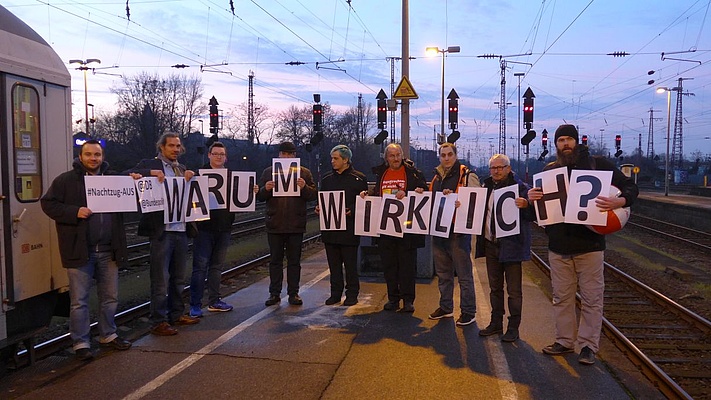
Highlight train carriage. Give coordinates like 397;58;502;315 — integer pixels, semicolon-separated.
0;5;73;362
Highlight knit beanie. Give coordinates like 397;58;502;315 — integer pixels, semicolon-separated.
554;124;579;143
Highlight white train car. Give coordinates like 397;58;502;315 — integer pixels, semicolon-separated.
0;5;72;360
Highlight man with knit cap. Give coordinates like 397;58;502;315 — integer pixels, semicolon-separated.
528;124;638;365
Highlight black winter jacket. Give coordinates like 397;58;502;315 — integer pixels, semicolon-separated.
370;159;427;248
256;165;317;234
541;147;639;255
196;164;235;232
319;165;368;246
41;159;128;268
474;172;534;262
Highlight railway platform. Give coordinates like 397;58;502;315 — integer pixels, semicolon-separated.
2;248;664;400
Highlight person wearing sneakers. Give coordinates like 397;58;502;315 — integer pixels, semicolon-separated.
364;143;427;313
528;124;638;364
317;145;368;306
475;154;533;342
189;142;258;317
42;140;132;361
427;143;480;326
127;133;200;336
257;141;317;307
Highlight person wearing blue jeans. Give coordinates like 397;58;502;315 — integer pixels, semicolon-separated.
127;132;200;336
189;142;258;316
41;140;131;361
427;143;480;326
190;228;231;316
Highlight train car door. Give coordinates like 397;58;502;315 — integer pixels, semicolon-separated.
1;75;68;307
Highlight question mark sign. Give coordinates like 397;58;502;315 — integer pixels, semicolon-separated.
576;175;602;221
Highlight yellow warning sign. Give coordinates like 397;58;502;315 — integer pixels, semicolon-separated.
632;166;640;174
394;76;419;99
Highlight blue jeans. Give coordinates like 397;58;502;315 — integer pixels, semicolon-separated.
267;233;303;296
149;231;188;324
190;230;230;307
432;234;476;315
67;251;118;350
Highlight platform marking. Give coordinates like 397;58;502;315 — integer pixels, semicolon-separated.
474;259;519;399
123;269;330;400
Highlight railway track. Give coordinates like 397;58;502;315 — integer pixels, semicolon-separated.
13;233;322;369
531;237;711;399
627;214;711;252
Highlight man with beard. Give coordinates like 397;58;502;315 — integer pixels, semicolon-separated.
127;132;199;336
42;140;131;360
527;124;638;365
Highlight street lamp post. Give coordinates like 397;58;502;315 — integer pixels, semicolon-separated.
87;103;95;135
426;45;460;143
656;87;673;196
514;72;524;175
69;58;101;136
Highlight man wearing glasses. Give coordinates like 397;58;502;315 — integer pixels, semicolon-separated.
475;154;533;342
189;142;258;317
257;141;317;306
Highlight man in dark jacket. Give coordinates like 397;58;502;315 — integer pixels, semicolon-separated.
41;140;131;361
257;141;317;307
475;154;533;342
318;145;368;306
528;124;638;365
365;143;427;313
428;143;480;326
189;142;258;317
126;132;199;336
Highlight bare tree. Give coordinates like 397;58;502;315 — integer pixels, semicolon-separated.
107;72;205;159
276;104;311;147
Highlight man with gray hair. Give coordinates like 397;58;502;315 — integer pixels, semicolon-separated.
363;143;427;313
318;145;368;306
127;132;200;336
475;153;533;342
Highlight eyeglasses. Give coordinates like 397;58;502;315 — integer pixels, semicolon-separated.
210;153;226;157
489;165;509;171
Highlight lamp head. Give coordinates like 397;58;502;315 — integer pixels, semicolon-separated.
425;47;440;57
656;87;668;94
447;46;461;53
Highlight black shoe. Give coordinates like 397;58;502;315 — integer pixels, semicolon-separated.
383;300;399;311
342;297;358;306
455;313;475;326
325;296;341;305
265;295;281;306
75;348;94;361
428;308;454;320
101;337;132;350
399;302;415;313
501;328;519;342
479;324;504;336
578;346;596;365
542;342;574;355
288;294;303;305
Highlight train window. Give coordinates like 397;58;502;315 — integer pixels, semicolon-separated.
11;84;43;202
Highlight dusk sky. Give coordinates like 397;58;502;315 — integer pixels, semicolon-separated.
5;0;710;165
